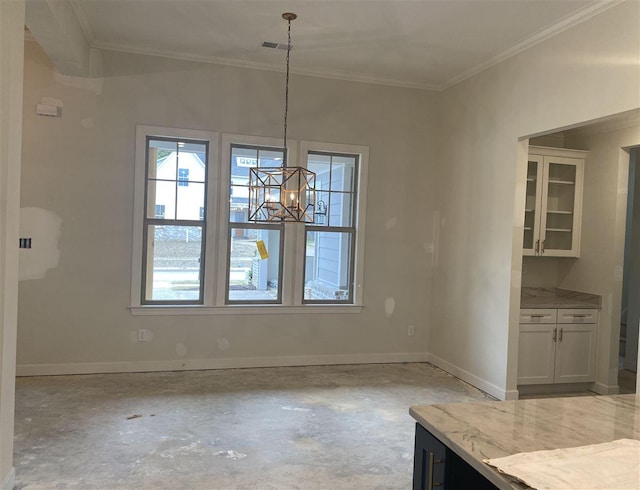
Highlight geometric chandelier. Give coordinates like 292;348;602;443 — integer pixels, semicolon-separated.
248;13;316;223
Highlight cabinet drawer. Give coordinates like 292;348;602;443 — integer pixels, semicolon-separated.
520;309;557;324
557;309;598;324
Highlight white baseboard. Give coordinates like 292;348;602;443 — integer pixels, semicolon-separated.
592;381;620;395
2;467;15;490
16;352;430;377
504;389;520;400
426;353;506;400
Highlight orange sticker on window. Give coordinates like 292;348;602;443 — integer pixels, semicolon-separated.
256;240;269;260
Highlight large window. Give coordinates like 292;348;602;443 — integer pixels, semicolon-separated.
142;137;208;304
226;144;285;304
132;128;368;312
304;152;358;303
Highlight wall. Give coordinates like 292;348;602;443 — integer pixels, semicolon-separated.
558;123;640;391
0;1;25;487
521;256;563;287
18;42;439;373
429;0;640;399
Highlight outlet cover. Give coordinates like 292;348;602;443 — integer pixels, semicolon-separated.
137;329;153;342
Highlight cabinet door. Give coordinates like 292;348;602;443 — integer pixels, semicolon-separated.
554;324;596;383
523;156;544;256
518;324;556;385
413;423;447;490
539;156;584;257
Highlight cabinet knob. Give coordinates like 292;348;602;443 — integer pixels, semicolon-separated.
559;328;563;341
553;327;557;342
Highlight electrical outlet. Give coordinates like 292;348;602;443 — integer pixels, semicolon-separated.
137;329;153;342
407;325;415;336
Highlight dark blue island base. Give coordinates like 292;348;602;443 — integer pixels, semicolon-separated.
413;423;499;490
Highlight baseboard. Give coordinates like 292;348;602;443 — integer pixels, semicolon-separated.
426;353;506;400
503;389;520;401
16;352;430;377
591;381;620;395
2;467;15;490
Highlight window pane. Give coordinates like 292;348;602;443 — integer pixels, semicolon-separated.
229;184;249;222
307;153;331;174
148;139;177;179
228;227;281;302
144;224;203;302
181;142;207;156
147;180;176;219
178;168;190;186
304;230;352;302
327;191;354;227
177;182;205;220
177;148;206;183
259;149;284;167
330;156;356;192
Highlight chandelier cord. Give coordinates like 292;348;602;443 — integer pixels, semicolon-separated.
283;17;291;168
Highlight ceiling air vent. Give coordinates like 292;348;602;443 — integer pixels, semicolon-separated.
262;41;290;50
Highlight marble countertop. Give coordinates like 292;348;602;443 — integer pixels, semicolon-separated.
410;394;640;490
520;287;601;309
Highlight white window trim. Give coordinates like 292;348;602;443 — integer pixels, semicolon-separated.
130;125;220;308
130;129;367;315
129;304;363;315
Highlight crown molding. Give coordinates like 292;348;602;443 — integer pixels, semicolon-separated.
68;0;95;45
441;0;626;90
94;41;441;91
75;0;623;92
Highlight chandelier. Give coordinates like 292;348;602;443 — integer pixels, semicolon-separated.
248;13;316;223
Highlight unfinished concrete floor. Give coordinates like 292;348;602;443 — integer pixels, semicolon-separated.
14;363;494;489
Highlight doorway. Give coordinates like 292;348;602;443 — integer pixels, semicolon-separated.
620;146;640;393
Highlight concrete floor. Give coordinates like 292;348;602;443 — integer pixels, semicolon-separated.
14;363;494;489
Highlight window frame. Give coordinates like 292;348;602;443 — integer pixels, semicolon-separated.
130;129;367;314
297;141;368;307
131;125;220;308
217;134;298;306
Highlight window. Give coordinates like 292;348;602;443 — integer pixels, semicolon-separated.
225;144;285;304
178;168;190;186
304;151;358;303
142;137;207;304
131;126;219;308
132;128;367;313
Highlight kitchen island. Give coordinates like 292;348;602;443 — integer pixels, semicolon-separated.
410;394;640;489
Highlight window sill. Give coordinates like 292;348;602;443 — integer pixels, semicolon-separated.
129;304;364;316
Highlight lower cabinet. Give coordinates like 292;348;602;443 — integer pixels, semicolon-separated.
413;424;497;490
518;308;597;385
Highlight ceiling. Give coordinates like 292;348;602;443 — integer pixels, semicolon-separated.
58;0;615;90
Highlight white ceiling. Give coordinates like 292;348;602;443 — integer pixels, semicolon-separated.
65;0;614;90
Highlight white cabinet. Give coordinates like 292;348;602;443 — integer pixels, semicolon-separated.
523;147;587;257
518;308;597;385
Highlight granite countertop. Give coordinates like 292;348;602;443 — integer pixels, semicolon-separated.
410;394;640;490
520;287;601;309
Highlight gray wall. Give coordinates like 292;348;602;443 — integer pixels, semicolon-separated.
18;41;438;372
0;0;24;486
16;1;640;403
430;1;640;399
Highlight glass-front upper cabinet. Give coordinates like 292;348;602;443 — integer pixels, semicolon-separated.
523;147;586;257
523;155;543;255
